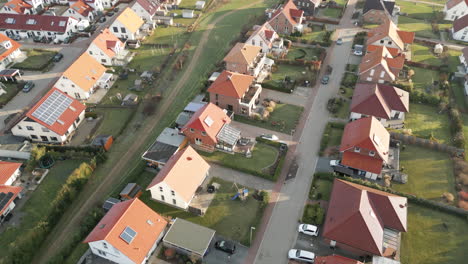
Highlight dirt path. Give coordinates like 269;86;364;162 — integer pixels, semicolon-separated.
34;1;264;263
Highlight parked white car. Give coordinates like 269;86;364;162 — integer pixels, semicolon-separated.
330;160;340;167
288;249;315;263
353;45;363;56
298;224;319;237
260;134;279;141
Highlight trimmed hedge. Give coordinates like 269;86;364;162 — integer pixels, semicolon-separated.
319;122;345;156
262;80;293;93
14;49;57;71
302;203;325;225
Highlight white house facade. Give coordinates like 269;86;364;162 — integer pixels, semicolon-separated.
148;182;192;210
444;0;468;21
68;0;104;11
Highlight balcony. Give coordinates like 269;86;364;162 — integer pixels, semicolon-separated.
240;84;262;105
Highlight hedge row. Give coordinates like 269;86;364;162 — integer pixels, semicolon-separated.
319;122;345;155
14;49;57;71
393;82;443;106
302;203;325;225
262;81;293;93
209;159;276;181
448;107;466;149
256;136;283;148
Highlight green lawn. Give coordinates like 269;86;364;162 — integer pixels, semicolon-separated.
286;47;323;61
141;177;265;245
179;0;200;9
398;16;439;39
128;46;173;71
404;67;440;95
461;115;468;155
171;10;202;25
394;145;455;199
320;7;342;19
143;26;189;45
452;82;467;111
400;205;468;264
329;127;344;148
264;64;313;91
0;160;86;256
201;143;279;176
236;103;304;134
93;108;135;138
302;30;327;42
0;83;20;107
309;179;334;200
397;1;442;20
411;44;461;72
13;49;57;71
332;100;350;119
404;104;452;144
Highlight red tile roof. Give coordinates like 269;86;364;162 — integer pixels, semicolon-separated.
147;146;210;203
0;185;22;215
0;161;21;185
135;0;161;16
453;14;468;32
4;0;32;14
0;33;21;61
366;45;400;57
340;117;390;174
351;83;409;119
26;88;86;136
182;103;231;144
359;46;404;80
323;179;407;256
70;0;93;17
0;14;76;33
83;198;168;264
367;19;414;51
315;255;364;264
207;70;255;99
270;0;303;26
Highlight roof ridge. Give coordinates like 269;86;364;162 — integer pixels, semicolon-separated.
102;199;135;242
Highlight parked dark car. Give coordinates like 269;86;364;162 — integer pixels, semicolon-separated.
113;7;120;12
106;11;115;17
215;240;236;254
33;36;43;43
12;35;21;41
52;53;63;62
321;75;330;85
22;81;35;93
99;17;107;23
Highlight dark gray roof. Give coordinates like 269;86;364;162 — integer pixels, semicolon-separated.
216;124;240;145
102;197;120;211
363;0;395;15
91;135;112;147
176;112;192;127
142;141;179;163
163;218;215;256
119;183;142;198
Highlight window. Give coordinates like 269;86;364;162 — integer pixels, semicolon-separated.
89;50;93;55
31;135;38;139
380;40;384;44
369;151;375;156
195;138;202;145
26;126;34;131
17;125;22;130
251;39;255;45
161;195;165;201
171;190;175;196
172;199;176;205
380;71;385;78
201;131;207;136
41;127;49;132
354;147;360;152
159;186;163;192
75;93;81;99
113;26;118;32
388;41;392;45
97;250;107;256
101;59;107;63
51;137;58;141
189;128;194;133
120;27;126;33
40;136;48;142
215;94;218;100
369;69;375;76
102;242;108;249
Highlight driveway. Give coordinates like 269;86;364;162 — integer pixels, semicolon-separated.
294;233;360;261
230;121;293;144
262;88;309;107
209;164;275;192
205;235;249;264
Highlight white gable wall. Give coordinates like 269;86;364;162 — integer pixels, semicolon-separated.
444;2;468;21
131;2;153;21
247;34;271;52
55;76;92;100
101;0;118;8
89;240;134;264
452;26;468;42
65;8;94;21
149;182;190;210
2;167;21;186
110;19;139;40
87;43;114;66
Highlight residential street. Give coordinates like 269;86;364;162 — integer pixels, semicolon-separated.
246;0;360;263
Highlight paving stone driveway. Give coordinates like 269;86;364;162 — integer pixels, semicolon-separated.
209;164;275;192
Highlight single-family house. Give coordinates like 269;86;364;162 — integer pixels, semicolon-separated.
0;14;77;42
142;127;187;168
195;1;205;10
323;179;407;257
452;14;468;42
0;185;23;223
366;19;415;56
163;218;215;260
65;0;95;22
246;23;281;53
110;7;144;40
24;0;43;11
223;42;273;77
207;70;261;116
55;53;109;100
358;46;405;83
68;0;104;11
293;0;320;16
182;9;194;18
339;116;390;179
444;0;468;21
0;161;21;186
268;0;304;35
84;198;168;264
0;0;34;15
131;0;161;21
181;103;241;153
315;254;364;264
147;146;210;210
362;0;396;24
87;28;130;66
11;88;86;143
0;33;22;71
350;83;409;128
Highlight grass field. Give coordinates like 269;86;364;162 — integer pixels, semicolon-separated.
398;16;439;39
400;205;468;264
13;49;57;70
397;1;442;20
411;44;461;72
404;104;451;144
320;7;342;19
93;108;135;138
403;67;441;95
302;30;327;42
236;103;304;134
309;179;334;200
0;83;20;107
394;145;455;199
286;47;323;60
332;100;350;119
264;64;313;91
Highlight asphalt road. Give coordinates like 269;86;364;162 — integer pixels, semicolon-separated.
251;0;361;263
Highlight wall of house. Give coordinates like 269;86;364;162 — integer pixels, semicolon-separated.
3;168;21;186
368;36;402;51
323;238;378;258
0;6;30;15
269;14;295;35
163;241;203;260
359;65;395;83
149;182;190;210
89;240;134;264
110;19;138;40
1;200;16;219
453;27;468;42
68;0;104;11
65;8;94;22
225;62;249;75
141;233;165;264
26;0;43;9
131;2;153;21
183;128;216;152
87;43;114;66
209;93;242;115
247;34;271;52
444;3;467;21
55;76;91;100
363;10;389;24
294;0;315;16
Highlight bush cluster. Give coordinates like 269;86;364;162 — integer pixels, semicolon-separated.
448;107;466;149
319;122;344;155
302;204;325;225
327;97;344;114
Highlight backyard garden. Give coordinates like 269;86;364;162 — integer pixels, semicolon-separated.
403;103;452;144
0;83;20;108
13;49;57;71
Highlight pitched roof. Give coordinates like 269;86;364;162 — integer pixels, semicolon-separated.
91;28;124;59
351;83;409;119
366;44;399;57
367;20;415;50
115;7;144;34
83;198;168;264
269;0;303;26
207;70;255;99
134;0;161;16
363;0;395;14
0;185;22;216
223;42;262;66
453;14;468;32
0;14;76;33
315;255;364;264
70;0;93;17
182;103;231;144
62;53;106;92
359;46;404;80
446;0;468;10
247;22;278;48
4;0;32;14
339;117;390;173
0;33;21;61
0;161;21;185
147;146;210;203
26;88;86;136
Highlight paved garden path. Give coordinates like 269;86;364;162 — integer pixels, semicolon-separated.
34;1;267;263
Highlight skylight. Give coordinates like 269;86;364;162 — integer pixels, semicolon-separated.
59;21;66;27
204;116;214;127
119;226;137;244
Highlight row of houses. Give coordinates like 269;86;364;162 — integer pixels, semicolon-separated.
0;161;23;223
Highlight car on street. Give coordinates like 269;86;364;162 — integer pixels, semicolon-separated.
321;75;330;85
288;249;315;263
353;45;363;56
298;224;319;236
22;81;35;93
214;240;236;254
12;35;21;41
330;160;340;167
113;7;120;12
106;11;114;16
99;17;107;23
260;134;279;141
52;53;63;62
336;38;343;45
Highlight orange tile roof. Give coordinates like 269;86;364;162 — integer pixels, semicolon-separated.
359;46;404;80
0;33;21;61
4;0;32;14
207;70;255;99
116;7;144;34
182;103;231;144
62;53;106;92
70;0;93;17
26;88;86;136
91;28;124;59
366;44;399;57
223;42;262;66
270;0;303;26
367;20;414;50
147;146;210;203
0;185;22;215
83;198;168;264
0;161;21;185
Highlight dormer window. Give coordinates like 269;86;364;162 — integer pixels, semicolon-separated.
354;147;360;152
369;151;375;157
201;131;207;136
189;128;194;133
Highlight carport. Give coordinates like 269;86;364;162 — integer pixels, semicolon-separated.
0;69;22;82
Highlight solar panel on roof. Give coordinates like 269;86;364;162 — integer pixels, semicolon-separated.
120;226;137;244
31;90;73;126
0;192;14;210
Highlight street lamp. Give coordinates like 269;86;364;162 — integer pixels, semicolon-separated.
250;227;256;245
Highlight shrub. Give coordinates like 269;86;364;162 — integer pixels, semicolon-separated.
26;146;47;171
85;112;98;119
